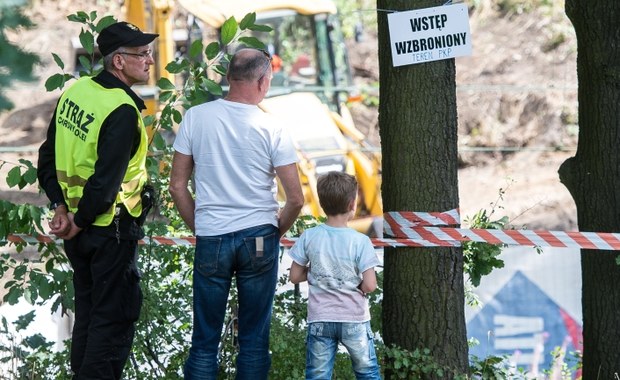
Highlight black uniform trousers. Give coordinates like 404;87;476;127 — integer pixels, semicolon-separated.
64;228;142;379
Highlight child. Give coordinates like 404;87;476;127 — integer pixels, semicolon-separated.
289;171;382;380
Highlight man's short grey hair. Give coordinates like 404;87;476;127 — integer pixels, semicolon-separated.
102;48;122;70
103;47;125;71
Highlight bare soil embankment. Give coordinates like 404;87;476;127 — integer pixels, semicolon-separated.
346;3;578;231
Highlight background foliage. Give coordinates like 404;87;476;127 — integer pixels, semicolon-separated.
0;4;39;113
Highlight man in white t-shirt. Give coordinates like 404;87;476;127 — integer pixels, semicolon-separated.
169;48;304;379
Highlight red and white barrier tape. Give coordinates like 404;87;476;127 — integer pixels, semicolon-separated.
382;209;620;251
5;234;199;247
387;226;620;250
7;229;620;250
4;209;620;251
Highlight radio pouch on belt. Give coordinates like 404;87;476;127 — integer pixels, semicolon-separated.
137;184;155;226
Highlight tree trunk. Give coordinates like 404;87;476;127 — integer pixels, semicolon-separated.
377;0;468;377
559;0;620;377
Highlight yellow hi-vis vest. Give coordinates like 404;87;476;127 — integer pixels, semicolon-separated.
55;77;148;227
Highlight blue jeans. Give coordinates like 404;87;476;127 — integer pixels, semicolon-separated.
306;321;381;380
184;224;280;380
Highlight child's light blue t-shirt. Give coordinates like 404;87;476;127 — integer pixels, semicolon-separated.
288;224;381;323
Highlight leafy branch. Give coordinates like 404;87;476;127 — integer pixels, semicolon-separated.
1;9;273;378
463;187;510;287
0;5;39;112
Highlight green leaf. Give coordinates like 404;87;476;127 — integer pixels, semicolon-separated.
204;42;220;61
188;39;203;59
29;204;42;226
247;24;273;33
44;73;65;92
143;114;156;127
172;109;183;124
158;107;175;131
156;77;175;90
13;264;28;281
95;15;117;32
45;257;55;273
17;203;27;218
67;13;88;23
4;279;16;289
189;90;211;107
23;166;38;185
213;64;227;76
79;28;95;55
237;36;265;49
14;310;36;331
49;268;62;282
78;55;92;73
220;17;238;46
24;287;34;304
202;78;222;96
152;132;166;151
5;286;21;305
158;90;173;103
6;166;21;188
37;281;53;301
159;105;172;123
165;59;189;74
23;334;49;349
239;12;256;30
52;53;65;70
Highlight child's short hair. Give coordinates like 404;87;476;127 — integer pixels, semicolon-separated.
317;171;358;216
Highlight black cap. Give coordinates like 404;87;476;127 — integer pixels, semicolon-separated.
96;21;158;57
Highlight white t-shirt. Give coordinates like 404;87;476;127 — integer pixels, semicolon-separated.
173;99;298;235
288;224;381;323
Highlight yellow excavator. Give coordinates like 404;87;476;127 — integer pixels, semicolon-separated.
110;0;383;235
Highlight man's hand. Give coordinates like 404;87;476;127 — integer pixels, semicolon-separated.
48;205;70;237
59;213;83;240
49;207;82;240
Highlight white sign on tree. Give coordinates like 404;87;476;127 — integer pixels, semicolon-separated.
387;3;472;67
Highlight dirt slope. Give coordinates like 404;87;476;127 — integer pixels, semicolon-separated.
345;4;578;231
0;1;578;231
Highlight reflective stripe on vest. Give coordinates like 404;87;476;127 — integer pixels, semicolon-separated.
55;77;148;227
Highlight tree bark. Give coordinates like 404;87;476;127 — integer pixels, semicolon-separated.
377;0;468;377
560;0;620;377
